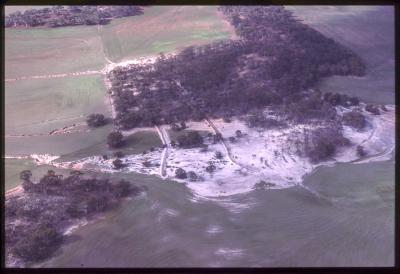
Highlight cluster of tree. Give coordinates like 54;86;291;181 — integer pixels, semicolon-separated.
244;109;285;128
109;6;365;131
301;126;351;163
86;113;107;128
365;104;380;115
176;131;204;148
6;170;144;265
342;110;366;130
323;92;359;107
5;6;143;28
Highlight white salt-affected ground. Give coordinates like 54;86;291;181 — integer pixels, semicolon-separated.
10;105;394;198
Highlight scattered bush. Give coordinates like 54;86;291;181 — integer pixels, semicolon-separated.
86;114;107;127
215;151;223;159
206;164;216;173
112;159;125;169
175;168;187;179
365;104;380;115
187;171;198;181
357;145;367;157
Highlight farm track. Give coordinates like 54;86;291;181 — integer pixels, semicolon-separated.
155;125;171;179
5;122;89;138
204;118;249;170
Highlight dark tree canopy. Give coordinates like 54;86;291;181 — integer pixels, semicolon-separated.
86;114;107;128
109;6;365;131
175;168;187;179
5;6;143;28
6;171;142;265
342;110;366;130
107;131;124;148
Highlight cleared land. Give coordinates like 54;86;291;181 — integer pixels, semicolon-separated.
5;26;106;79
99;6;236;62
5;75;109;135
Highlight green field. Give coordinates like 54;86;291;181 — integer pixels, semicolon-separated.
5;26;106;79
5;75;110;135
99;6;235;62
288;6;394;104
55;130;162;163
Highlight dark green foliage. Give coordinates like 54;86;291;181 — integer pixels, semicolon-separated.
253;180;276;189
107;131;124;148
6;170;142;265
86;114;107;128
187;171;198;181
19;170;32;182
206;164;216;173
175;168;187;179
215;151;223;159
12;224;63;263
342;110;366;130
109;6;365;131
5;6;143;28
365;104;380;115
142;160;152;167
303;126;351;163
357;145;367;157
177;131;203;148
112;158;125;169
323;92;360;107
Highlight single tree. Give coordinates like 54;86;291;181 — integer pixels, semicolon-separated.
107;131;124;148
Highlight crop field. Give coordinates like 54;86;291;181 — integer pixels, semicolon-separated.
288;6;394;104
5;25;105;79
99;6;236;62
55;130;162;162
5;75;110;135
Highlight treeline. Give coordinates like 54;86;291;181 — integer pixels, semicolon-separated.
5;5;143;28
109;5;366;132
5;170;145;266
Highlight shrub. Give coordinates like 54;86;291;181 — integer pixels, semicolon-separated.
112;159;125;169
206;164;216;173
175;168;187;179
86;114;107;127
365;104;380;115
342;110;366;130
215;151;223;159
357;145;367;157
187;171;198;181
107;131;124;148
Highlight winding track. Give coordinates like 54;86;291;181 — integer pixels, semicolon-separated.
155;125;171;179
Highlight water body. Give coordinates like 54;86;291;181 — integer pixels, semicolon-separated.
36;6;394;267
